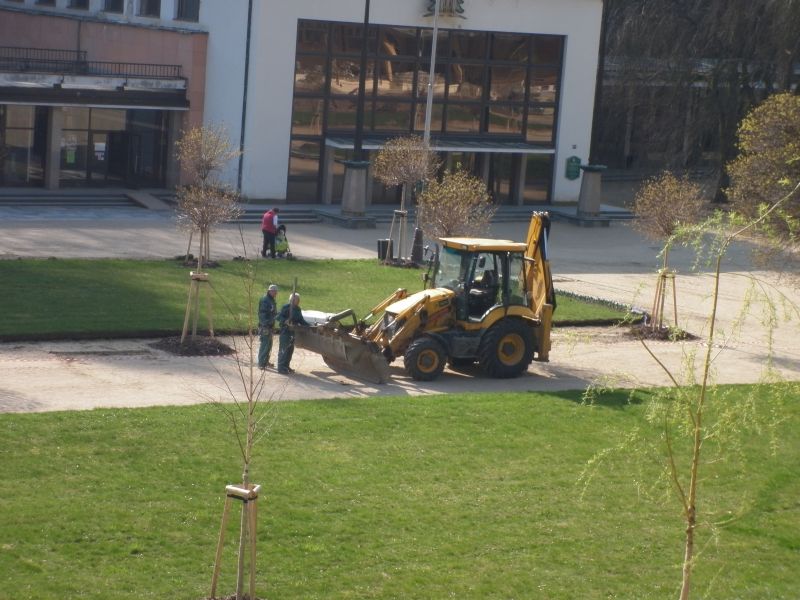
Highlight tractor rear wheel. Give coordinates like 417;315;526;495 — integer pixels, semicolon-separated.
404;337;447;381
478;319;534;378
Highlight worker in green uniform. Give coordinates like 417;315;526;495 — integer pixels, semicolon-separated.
277;292;310;374
257;284;278;369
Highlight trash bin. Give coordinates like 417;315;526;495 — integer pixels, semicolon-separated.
377;239;394;261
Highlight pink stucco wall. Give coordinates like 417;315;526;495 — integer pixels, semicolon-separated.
0;10;207;129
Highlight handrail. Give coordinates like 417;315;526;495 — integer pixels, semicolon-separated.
0;57;183;79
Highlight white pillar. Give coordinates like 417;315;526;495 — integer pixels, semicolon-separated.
45;108;63;190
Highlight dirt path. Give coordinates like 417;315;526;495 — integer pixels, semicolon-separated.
1;211;798;413
1;322;795;413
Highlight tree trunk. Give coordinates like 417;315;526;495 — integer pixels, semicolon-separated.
235;465;250;600
679;508;696;600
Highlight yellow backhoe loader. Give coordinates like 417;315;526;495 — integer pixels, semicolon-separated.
293;212;556;383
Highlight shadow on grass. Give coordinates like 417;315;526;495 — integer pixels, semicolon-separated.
544;387;648;409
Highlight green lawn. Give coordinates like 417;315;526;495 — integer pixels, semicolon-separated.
0;259;627;338
0;386;797;599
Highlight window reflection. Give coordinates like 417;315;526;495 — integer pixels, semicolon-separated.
289;140;320;177
524;155;553;202
330;59;374;96
449;30;487;60
297;21;328;53
446;104;482;133
447;64;485;100
488;105;523;135
63;107;90;130
372;102;412;132
90;109;126;131
420;28;448;57
491;33;528;62
291;98;324;136
294;56;327;94
413;103;443;133
6;105;35;128
326;98;363;130
416;63;447;100
526;107;555;143
528;67;559;103
331;23;377;55
376;61;415;97
490;66;526;102
532;36;563;65
291;20;564;202
379;27;418;57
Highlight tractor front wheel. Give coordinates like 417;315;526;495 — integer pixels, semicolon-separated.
404;337;446;381
478;319;534;379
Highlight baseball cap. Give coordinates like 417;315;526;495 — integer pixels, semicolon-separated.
268;284;278;292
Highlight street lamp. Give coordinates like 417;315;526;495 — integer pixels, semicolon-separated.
423;0;441;146
341;0;371;217
410;0;442;263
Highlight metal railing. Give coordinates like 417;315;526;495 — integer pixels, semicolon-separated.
0;46;183;79
0;46;87;62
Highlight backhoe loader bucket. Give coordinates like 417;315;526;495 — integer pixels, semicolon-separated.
293;325;391;384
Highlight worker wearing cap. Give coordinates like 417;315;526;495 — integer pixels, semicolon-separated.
257;284;279;369
277;292;310;374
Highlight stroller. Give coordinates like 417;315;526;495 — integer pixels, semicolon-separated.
275;224;292;259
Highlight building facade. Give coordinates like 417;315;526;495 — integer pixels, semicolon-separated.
0;0;207;189
202;0;604;205
1;0;604;206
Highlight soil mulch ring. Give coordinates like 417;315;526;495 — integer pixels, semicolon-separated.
150;336;235;357
628;324;698;341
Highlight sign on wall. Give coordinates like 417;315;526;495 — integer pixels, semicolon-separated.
424;0;466;18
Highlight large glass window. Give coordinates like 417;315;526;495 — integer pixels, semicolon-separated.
0;106;47;187
289;19;564;202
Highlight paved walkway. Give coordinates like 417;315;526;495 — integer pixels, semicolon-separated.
0;205;798;412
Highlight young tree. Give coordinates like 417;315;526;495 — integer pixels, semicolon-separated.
372;135;440;259
633;171;706;331
727;92;800;255
583;97;800;599
416;169;496;240
206;258;284;600
175;124;242;343
175;124;242;269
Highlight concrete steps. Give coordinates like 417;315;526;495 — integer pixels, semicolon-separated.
0;191;139;208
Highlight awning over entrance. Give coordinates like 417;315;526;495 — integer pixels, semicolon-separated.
325;136;555;155
0;73;189;110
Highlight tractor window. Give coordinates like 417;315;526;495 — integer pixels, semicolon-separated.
437;246;468;291
507;252;527;305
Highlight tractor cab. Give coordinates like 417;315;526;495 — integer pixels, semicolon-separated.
434;238;530;321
